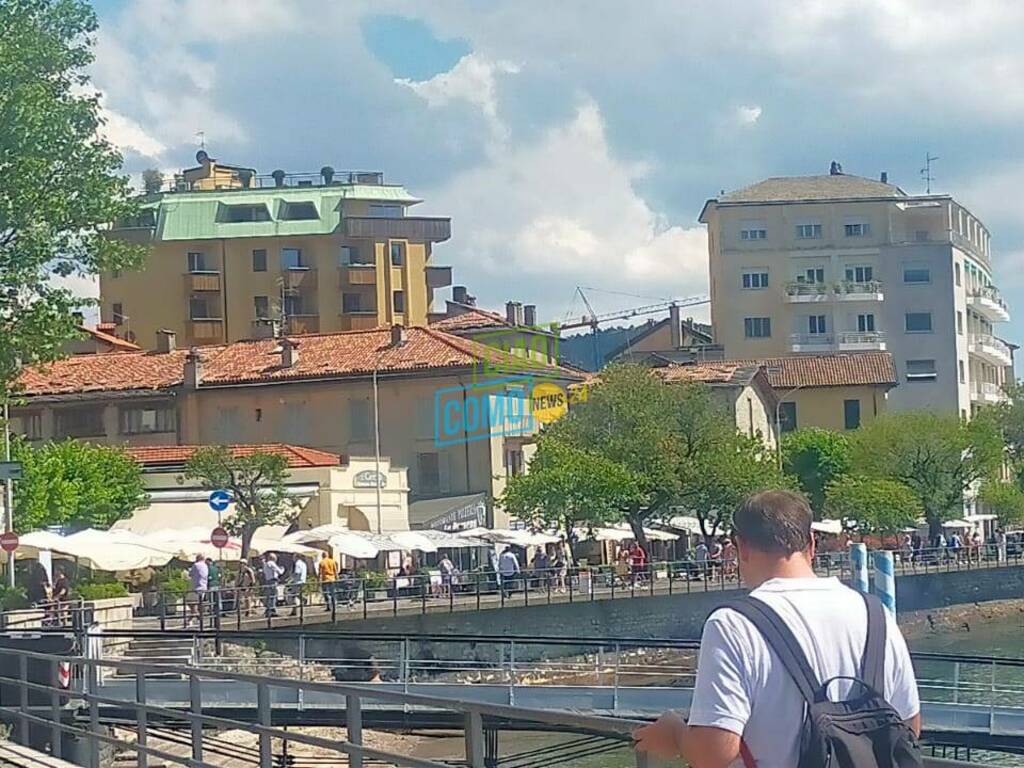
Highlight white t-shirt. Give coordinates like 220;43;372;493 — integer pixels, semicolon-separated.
688;577;919;768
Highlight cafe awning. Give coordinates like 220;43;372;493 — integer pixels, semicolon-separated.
409;493;487;531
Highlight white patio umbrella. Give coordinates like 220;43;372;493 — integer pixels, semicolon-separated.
666;516;702;534
811;519;844;535
941;520;973;529
388;531;439;553
284;526;381;559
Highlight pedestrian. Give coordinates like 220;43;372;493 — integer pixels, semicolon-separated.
629;541;648;585
497;546;520;598
186;554;208;627
438;553;456;599
289;556;308;616
205;557;221;615
998;528;1008;564
633;490;921;767
949;531;963;563
318;551;338;612
553;548;568;593
899;533;913;565
694;539;709;580
532;547;550;588
721;537;737;580
261;552;284;617
51;567;70;626
237;560;257;617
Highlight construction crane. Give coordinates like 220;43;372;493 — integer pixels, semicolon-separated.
554;289;710;369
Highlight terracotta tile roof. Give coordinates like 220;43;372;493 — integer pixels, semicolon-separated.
430;307;510;332
124;444;342;468
17;326;583;397
78;325;142;352
727;353;898;389
656;362;759;386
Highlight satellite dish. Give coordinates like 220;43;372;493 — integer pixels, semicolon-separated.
196;149;210;164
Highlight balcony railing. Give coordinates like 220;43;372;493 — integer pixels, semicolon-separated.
282;267;318;291
971;381;1005;403
837;331;887;350
951;230;990;264
426;265;453;289
834;280;883;300
184;271;221;292
341;265;377;286
967;285;1010;322
789;333;834;351
784;282;831;302
189;318;224;343
968;333;1013;366
342;312;380;331
345;215;452;242
285;315;320;335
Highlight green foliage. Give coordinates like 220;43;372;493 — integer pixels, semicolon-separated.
991;382;1024;489
141;168;163;195
849;411;1003;534
0;586;28;611
358;570;388;589
12;439;146;531
159;576;191;599
73;582;128;601
782;428;851;514
500;437;641;548
979;481;1024;527
0;0;145;399
184;446;292;559
825;476;922;534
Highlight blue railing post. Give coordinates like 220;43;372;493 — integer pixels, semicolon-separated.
872;550;896;614
850;543;869;593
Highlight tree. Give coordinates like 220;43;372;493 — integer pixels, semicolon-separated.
500;438;641;560
849;412;1003;536
991;381;1024;488
12;439;145;532
978;481;1024;528
184;446;293;559
824;476;922;535
141;168;163;195
0;0;144;399
782;428;851;515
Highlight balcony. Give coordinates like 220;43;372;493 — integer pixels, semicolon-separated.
282;268;318;291
189;318;224;343
789;333;834;353
968;333;1013;367
970;380;1006;405
341;312;380;331
184;271;221;292
344;216;452;242
785;282;831;303
836;331;887;351
834;280;884;302
967;285;1010;323
951;230;989;265
341;265;377;286
285;315;320;335
426;265;453;289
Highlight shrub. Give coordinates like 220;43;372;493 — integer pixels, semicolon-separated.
358;570;388;590
73;582;129;601
0;586;28;611
160;576;192;599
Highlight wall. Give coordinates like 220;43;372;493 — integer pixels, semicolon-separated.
780;385;888;432
728;384;776;449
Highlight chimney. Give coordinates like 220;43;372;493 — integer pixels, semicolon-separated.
880;171;888;184
390;324;407;347
669;304;683;349
184;347;203;389
506;301;517;324
523;304;537;327
156;329;176;354
280;337;299;368
453;286;468;305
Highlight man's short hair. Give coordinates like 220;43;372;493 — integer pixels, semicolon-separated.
734;490;813;556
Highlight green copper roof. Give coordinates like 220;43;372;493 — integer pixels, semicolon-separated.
125;184;422;241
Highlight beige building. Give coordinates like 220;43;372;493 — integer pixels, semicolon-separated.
606;305;716;364
11;325;583;527
700;164;1013;417
103;153;453;348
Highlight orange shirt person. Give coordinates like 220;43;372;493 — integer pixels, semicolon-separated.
318;554;339;612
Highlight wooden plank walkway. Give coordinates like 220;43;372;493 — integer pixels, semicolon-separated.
0;741;79;767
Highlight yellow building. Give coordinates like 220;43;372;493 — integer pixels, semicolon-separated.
11;325;583;527
103;153;453;348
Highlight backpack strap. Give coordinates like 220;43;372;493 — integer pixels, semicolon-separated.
860;592;887;694
722;595;820;707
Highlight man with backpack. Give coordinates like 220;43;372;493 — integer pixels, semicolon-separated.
634;490;921;767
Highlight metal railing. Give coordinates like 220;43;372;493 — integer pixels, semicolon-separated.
836;330;887;346
968;333;1012;359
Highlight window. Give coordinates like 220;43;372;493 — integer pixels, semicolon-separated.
857;313;875;332
741;271;769;289
281;248;306;270
844;221;869;237
506;449;525;478
845;266;873;283
808;315;827;335
342;293;368;313
392;290;406;313
349;399;371;441
957;311;964;335
120;406;175;434
389;242;405;266
220;204;270;223
955;263;962;286
905;312;933;333
903;267;930;284
112;303;124;325
254;296;270;319
368;204;404;218
252;249;267;272
56;407;104;438
187;252;208;273
189;297;215;320
796;223;822;239
843;400;861;430
14;413;42;440
798;268;825;284
778;402;797;433
283;294;306;317
280;201;319;221
340;245;372;266
959;360;966;384
906;359;937;380
740;224;767;240
744;317;771;338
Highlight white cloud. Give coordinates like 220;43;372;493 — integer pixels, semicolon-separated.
97;103;167;160
736;105;762;126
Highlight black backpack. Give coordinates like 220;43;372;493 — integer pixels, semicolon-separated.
721;592;922;768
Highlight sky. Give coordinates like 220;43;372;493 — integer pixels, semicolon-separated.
86;0;1024;343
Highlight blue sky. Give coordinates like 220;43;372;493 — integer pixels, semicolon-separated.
87;0;1024;345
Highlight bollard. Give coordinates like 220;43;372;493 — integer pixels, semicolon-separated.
873;550;896;614
849;543;869;594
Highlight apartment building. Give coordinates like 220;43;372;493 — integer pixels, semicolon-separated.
10;326;583;527
700;164;1013;417
103;152;453;348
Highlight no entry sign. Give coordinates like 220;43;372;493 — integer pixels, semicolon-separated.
0;531;19;553
210;527;230;549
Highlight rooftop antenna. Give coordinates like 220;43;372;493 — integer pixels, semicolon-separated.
196;131;206;151
920;152;939;194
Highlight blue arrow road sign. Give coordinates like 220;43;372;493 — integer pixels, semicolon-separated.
209;490;231;512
